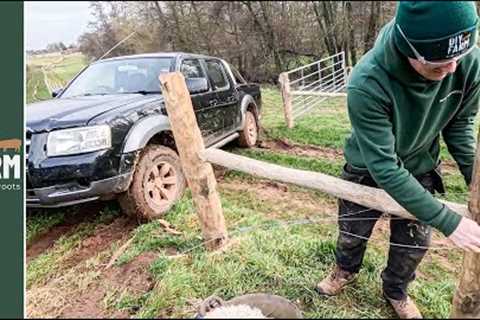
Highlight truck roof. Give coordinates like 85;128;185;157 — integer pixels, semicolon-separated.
96;52;218;63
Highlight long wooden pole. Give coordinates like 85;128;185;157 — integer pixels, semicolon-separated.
159;72;228;251
201;148;470;222
451;133;480;318
279;72;294;128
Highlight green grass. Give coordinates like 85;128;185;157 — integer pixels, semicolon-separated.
26;65;50;103
26;209;66;244
236;148;343;176
261;86;350;149
439;172;469;204
26;52;87;104
51;54;86;81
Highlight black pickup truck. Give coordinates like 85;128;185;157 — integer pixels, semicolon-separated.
26;52;261;220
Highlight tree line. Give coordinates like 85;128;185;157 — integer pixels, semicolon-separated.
78;1;398;83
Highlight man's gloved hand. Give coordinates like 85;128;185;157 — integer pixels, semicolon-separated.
448;217;480;252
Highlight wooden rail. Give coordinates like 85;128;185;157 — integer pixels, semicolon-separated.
200;148;469;220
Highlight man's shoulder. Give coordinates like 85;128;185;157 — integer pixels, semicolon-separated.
459;46;480;78
348;51;387;93
467;46;480;62
347;52;390;105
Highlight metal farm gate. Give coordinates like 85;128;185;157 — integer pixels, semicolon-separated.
278;51;350;128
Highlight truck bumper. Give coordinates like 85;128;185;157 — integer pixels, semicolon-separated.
26;171;133;208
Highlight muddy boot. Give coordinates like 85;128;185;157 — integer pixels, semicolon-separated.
315;265;356;296
384;294;422;319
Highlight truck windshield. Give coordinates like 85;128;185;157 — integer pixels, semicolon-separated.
60;57;173;98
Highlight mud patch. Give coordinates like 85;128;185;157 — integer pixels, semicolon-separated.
220;178;337;219
27;202;112;262
59;251;157;318
212;164;229;181
106;251;157;293
27;225;75;263
258;138;343;161
441;160;459;174
57;289;128;319
63;216;137;268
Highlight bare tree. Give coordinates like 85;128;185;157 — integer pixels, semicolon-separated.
77;1;396;82
364;1;382;53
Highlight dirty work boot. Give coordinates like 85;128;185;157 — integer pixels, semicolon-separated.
315;265;356;296
384;294;422;319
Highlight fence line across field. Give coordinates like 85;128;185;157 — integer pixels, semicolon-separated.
158;71;480;318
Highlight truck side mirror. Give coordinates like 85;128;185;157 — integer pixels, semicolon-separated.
186;78;209;94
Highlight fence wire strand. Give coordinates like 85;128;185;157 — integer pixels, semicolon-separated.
173;202;457;258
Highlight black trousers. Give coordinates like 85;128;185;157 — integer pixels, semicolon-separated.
335;163;443;300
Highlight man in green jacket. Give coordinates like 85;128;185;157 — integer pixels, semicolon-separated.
315;2;480;318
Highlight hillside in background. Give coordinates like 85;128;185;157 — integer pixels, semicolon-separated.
26;52;86;104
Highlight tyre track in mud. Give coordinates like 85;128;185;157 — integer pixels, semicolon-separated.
27;202;116;262
27;206;145;318
56;241;156;318
61;215;138;268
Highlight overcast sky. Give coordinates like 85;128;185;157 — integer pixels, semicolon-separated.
25;1;94;50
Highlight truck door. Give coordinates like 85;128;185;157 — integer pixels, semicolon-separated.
204;59;240;138
179;58;218;145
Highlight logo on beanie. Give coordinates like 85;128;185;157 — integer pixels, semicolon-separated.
447;32;471;57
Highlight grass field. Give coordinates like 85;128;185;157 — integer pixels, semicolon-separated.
26;52;86;103
26;53;469;318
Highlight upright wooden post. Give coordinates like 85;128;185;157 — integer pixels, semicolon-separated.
451;132;480;318
279;72;294;128
159;72;228;251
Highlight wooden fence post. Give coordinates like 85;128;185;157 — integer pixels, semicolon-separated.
158;72;228;251
451;132;480;318
279;72;294;129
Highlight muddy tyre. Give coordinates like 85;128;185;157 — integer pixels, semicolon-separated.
119;145;186;221
238;110;258;148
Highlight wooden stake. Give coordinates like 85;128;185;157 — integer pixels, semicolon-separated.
159;72;228;251
279;72;294;128
451;131;480;318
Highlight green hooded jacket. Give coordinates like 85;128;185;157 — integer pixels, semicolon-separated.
344;20;480;236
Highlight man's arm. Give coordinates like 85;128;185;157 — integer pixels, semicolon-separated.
347;88;462;236
442;81;480;186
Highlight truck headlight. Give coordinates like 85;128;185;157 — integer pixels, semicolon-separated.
47;125;112;157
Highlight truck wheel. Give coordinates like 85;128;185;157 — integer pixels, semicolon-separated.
119;145;186;221
238;110;258;148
